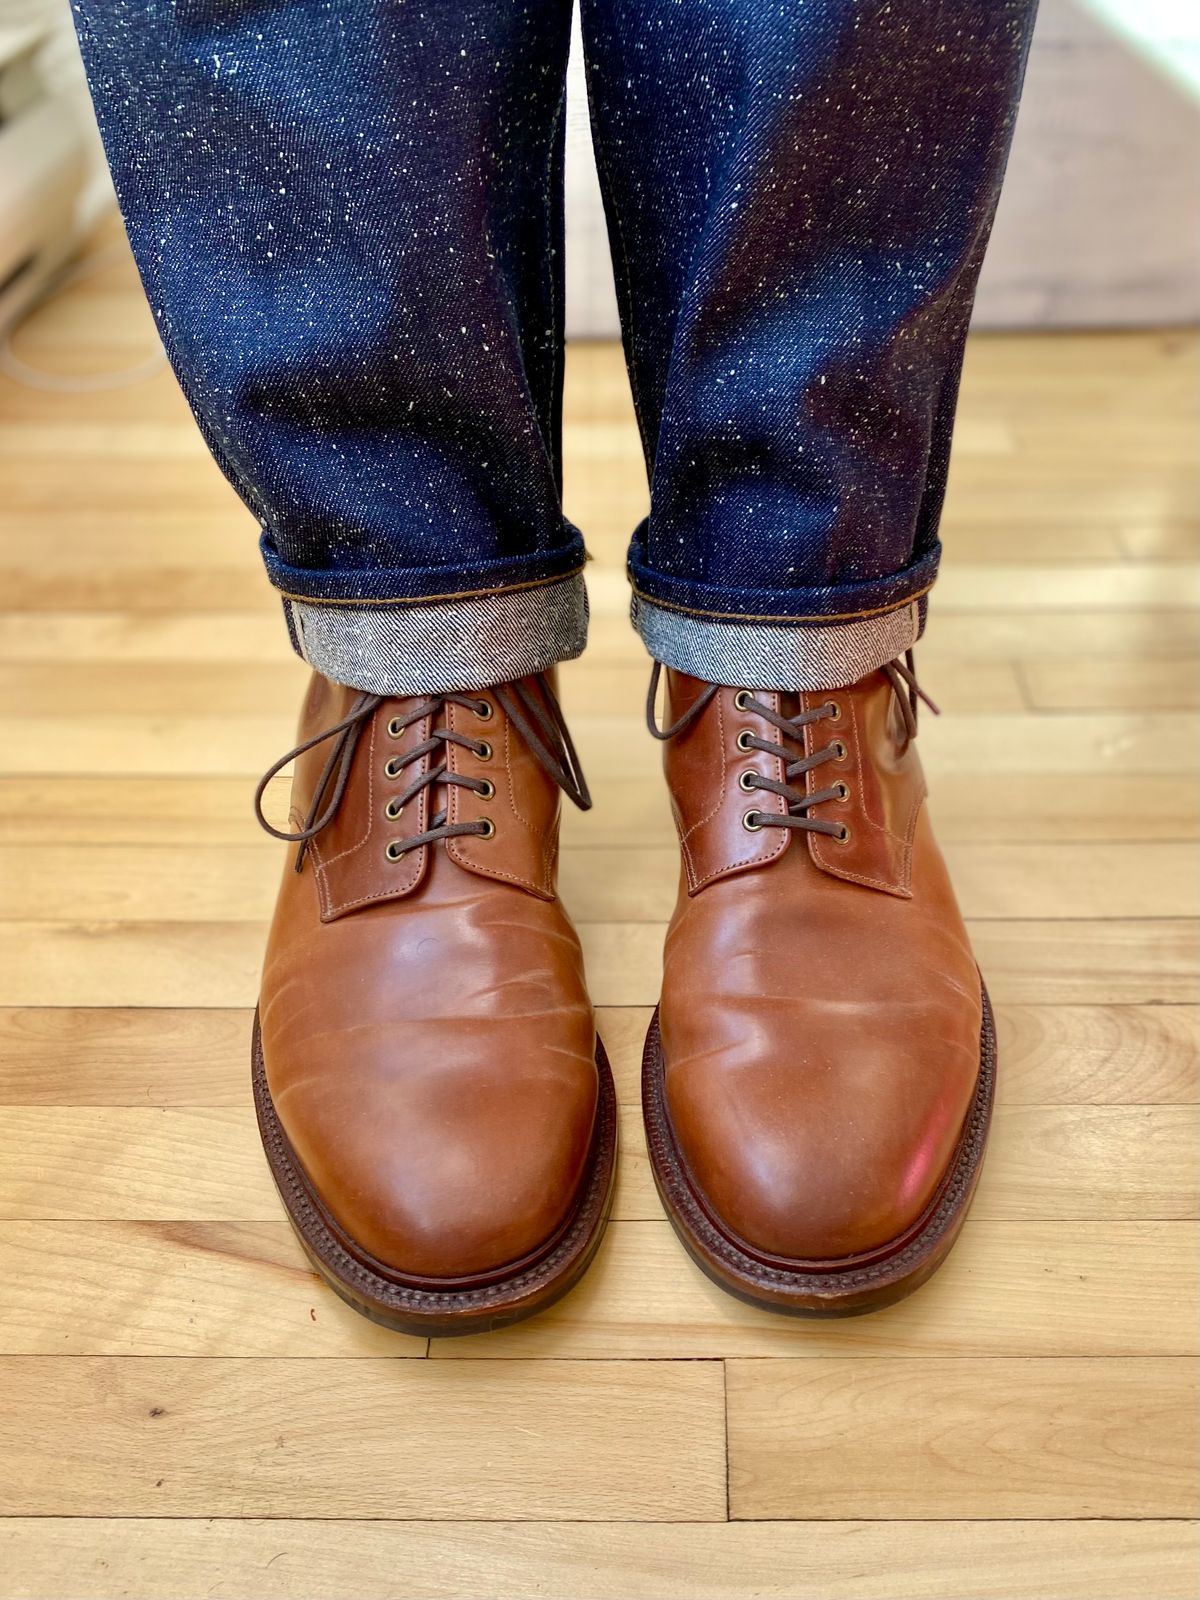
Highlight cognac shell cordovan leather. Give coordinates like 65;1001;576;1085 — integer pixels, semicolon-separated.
654;665;985;1283
257;671;604;1304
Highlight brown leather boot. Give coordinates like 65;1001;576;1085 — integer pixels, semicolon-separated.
252;670;616;1335
643;656;993;1315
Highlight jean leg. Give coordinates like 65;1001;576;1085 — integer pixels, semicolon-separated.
582;0;1038;688
71;0;579;693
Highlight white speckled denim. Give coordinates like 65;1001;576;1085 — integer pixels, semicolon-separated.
73;0;1037;694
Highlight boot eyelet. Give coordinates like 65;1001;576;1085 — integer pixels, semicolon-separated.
387;716;404;738
836;823;851;843
384;839;405;862
477;779;495;800
734;690;754;711
477;817;496;839
825;699;842;721
383;757;402;779
834;781;850;801
736;729;755;752
742;810;763;832
831;740;847;761
476;740;492;761
738;770;758;791
475;698;494;722
384;798;404;821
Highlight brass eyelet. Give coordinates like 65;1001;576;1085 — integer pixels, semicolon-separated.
475;699;494;722
734;690;754;711
742;810;763;832
383;757;402;779
477;817;496;839
477;779;496;801
834;781;850;802
836;823;851;843
476;740;493;761
831;740;847;761
387;716;404;739
825;699;842;721
736;729;755;752
384;798;404;821
738;770;758;792
384;839;405;862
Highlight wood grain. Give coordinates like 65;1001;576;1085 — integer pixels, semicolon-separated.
1;1003;1193;1107
0;917;1194;1008
0;1357;726;1520
0;232;1197;1597
3;770;1197;844
2;1219;1193;1363
428;1220;1198;1361
580;921;1200;1008
726;1358;1200;1519
3;840;1195;922
0;1103;1192;1225
0;1520;1194;1600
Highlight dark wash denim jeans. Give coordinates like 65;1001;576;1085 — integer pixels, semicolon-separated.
73;0;1037;694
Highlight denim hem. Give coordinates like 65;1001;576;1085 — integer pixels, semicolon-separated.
282;570;589;695
260;527;586;607
631;591;926;691
626;527;941;623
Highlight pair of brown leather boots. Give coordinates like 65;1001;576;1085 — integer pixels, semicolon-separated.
252;657;993;1334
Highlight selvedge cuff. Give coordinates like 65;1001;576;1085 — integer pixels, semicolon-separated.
282;568;588;695
631;591;926;692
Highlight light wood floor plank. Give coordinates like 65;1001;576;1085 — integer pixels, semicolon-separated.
0;1357;725;1520
0;656;1027;716
6;709;1195;779
726;1357;1199;1519
0;918;1194;1008
1;1003;1193;1108
1120;520;1200;560
0;1221;421;1357
582;920;1200;1007
0;1220;1193;1363
0;569;270;612
933;563;1200;611
0;1103;1191;1225
4;841;1194;924
1023;656;1200;711
1;1518;1193;1600
4;770;1196;844
2;261;1198;1583
430;1220;1197;1361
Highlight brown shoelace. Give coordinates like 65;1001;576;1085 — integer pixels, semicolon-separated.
255;675;591;872
646;651;937;840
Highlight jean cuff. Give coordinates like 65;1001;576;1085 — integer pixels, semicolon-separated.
278;568;588;695
631;580;938;694
627;531;937;690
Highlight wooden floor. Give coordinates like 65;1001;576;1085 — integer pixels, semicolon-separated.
0;226;1197;1598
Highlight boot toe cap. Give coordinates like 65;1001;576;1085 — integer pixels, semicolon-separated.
665;1027;981;1264
269;1021;599;1282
